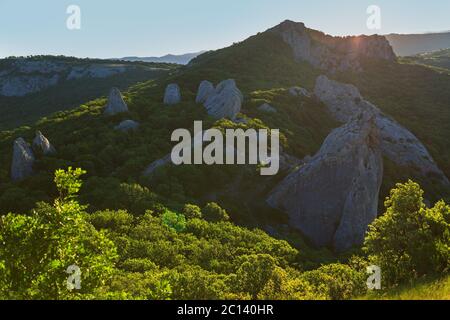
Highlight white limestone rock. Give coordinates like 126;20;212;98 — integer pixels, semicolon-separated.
196;80;215;104
204;79;243;120
32;131;56;155
104;88;129;116
268;112;383;252
314;75;449;185
114;120;140;132
11;138;35;182
164;83;182;105
258;103;277;113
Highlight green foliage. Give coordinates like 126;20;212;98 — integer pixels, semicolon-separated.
202;202;230;222
182;204;202;220
235;254;277;299
364;180;450;287
161;210;187;232
0;168;117;299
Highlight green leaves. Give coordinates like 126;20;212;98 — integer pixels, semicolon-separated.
364;180;450;287
54;167;86;202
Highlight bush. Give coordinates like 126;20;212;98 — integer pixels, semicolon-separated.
182;204;202;220
161;210;187;232
364;180;450;287
202;202;230;222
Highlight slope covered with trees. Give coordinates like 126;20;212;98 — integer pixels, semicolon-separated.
0;25;449;300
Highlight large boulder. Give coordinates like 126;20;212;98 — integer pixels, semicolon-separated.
258;103;277;113
104;88;129;115
196;80;215;104
288;86;311;98
11;138;35;182
314;75;449;185
268;112;383;252
164;84;182;105
32;131;56;155
204;79;243;120
114;120;140;132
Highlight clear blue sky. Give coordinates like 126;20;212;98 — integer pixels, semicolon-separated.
1;0;449;58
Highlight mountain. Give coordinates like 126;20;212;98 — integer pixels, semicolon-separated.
120;51;206;65
0;56;178;130
1;20;449;300
386;32;450;56
402;48;450;71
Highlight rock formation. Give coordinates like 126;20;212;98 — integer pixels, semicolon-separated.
288;87;311;98
270;20;396;73
196;80;215;104
258;103;277;113
314;75;449;185
104;88;129;116
32;131;56;155
0;58;132;97
268;112;383;252
204;79;243;120
164;83;182;105
114;120;140;132
11;138;35;182
143;154;172;176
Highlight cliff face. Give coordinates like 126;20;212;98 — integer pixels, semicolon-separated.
0;58;133;97
270;20;396;73
314;75;449;186
268;111;383;252
268;75;449;252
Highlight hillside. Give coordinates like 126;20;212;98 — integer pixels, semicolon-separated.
401;49;450;72
120;51;205;65
0;20;449;300
0;56;178;130
363;276;450;300
386;32;450;56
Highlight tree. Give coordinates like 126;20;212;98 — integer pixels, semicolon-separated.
235;254;276;299
364;180;450;287
182;204;202;220
161;210;186;232
0;168;118;299
202;202;230;222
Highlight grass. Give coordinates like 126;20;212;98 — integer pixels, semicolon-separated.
361;276;450;300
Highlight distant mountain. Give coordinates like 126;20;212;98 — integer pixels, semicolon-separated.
120;51;206;65
385;32;450;56
403;48;450;71
0;56;177;129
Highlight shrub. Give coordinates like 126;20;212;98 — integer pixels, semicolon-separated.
364;180;450;287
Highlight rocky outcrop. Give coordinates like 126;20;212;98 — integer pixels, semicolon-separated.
204;79;243;120
0;75;60;97
314;75;449;185
66;65;127;80
0;58;133;97
32;131;56;155
11;138;36;182
164;84;182;105
258;103;277;113
270;20;396;73
114;120;140;132
196;80;215;104
143;154;172;176
289;87;311;98
268;112;383;252
104;88;129;115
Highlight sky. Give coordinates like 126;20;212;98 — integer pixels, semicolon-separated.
1;0;449;59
